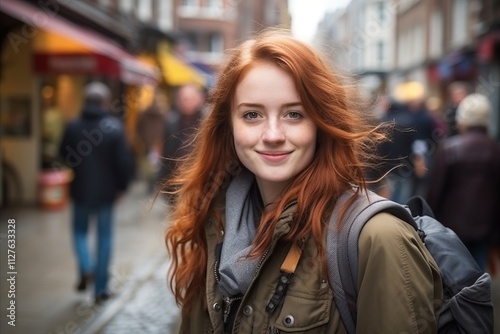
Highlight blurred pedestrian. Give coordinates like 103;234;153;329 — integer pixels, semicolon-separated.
136;90;169;192
165;30;442;333
158;84;205;186
59;81;135;303
395;81;438;198
426;96;447;139
427;93;500;270
375;98;417;203
442;81;472;137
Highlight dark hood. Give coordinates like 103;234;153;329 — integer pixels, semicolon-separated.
81;104;107;119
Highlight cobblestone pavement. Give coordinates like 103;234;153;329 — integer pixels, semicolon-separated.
95;257;181;334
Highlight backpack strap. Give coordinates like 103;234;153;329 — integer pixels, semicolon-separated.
326;190;414;334
265;241;304;315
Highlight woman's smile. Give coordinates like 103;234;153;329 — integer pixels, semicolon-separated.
256;150;292;163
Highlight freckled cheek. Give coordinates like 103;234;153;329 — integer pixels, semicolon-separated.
290;126;317;149
233;123;258;147
232;131;255;160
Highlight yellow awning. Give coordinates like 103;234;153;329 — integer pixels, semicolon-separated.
157;44;205;87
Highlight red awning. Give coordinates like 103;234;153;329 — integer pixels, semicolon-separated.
34;53;121;76
0;0;159;85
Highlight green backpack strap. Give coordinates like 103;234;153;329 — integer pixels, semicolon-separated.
326;190;414;334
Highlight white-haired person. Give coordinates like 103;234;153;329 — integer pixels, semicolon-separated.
427;93;500;270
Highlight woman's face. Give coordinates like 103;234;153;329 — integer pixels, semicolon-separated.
231;62;317;203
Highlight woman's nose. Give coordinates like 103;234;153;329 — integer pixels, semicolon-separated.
262;120;285;143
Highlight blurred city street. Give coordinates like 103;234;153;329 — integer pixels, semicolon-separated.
0;180;181;334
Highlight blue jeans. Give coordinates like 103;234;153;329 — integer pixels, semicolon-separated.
388;175;413;204
72;202;113;296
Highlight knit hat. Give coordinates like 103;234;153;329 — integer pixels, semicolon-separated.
456;93;491;127
84;81;111;101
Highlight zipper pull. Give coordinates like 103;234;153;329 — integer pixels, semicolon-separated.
223;296;232;323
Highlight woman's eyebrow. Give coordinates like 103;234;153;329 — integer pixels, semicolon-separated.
237;102;303;109
237;103;263;109
283;102;302;108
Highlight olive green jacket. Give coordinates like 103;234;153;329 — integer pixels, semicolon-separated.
179;202;443;333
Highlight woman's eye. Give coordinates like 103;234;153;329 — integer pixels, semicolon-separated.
243;111;259;119
286;111;302;119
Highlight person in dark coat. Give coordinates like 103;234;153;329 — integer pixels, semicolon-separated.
59;81;135;303
136;91;169;192
158;84;205;186
373;99;417;203
406;97;438;198
391;81;438;200
427;93;500;270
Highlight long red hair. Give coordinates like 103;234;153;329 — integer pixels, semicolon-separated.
164;29;385;312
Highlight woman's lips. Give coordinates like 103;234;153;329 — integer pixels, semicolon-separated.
257;151;291;163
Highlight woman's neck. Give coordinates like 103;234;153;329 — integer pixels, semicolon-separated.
255;178;289;206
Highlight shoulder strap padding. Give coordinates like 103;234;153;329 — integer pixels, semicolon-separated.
326;190;414;334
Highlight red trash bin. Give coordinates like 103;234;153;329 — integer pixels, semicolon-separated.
38;169;72;210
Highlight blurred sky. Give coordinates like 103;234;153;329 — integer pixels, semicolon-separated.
289;0;350;42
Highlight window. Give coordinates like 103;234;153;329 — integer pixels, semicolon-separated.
206;0;221;9
452;0;468;47
183;33;199;52
182;0;198;6
413;24;424;64
377;1;386;23
118;0;134;14
377;41;385;66
157;0;173;31
430;10;443;58
209;33;223;54
137;0;153;21
179;0;201;17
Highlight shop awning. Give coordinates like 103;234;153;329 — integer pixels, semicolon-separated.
157;44;206;87
0;0;159;85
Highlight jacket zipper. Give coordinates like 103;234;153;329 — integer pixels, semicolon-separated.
214;259;220;284
215;202;296;327
218;249;269;324
222;294;243;323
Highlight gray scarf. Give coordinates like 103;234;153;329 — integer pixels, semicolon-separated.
218;170;263;297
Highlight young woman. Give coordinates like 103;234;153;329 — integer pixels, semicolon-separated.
165;30;442;333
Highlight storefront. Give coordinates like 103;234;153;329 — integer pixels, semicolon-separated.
0;0;159;206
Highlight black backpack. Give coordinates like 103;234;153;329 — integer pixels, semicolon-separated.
326;190;493;333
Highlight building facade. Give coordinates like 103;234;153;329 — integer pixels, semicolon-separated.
316;0;396;96
173;0;290;68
